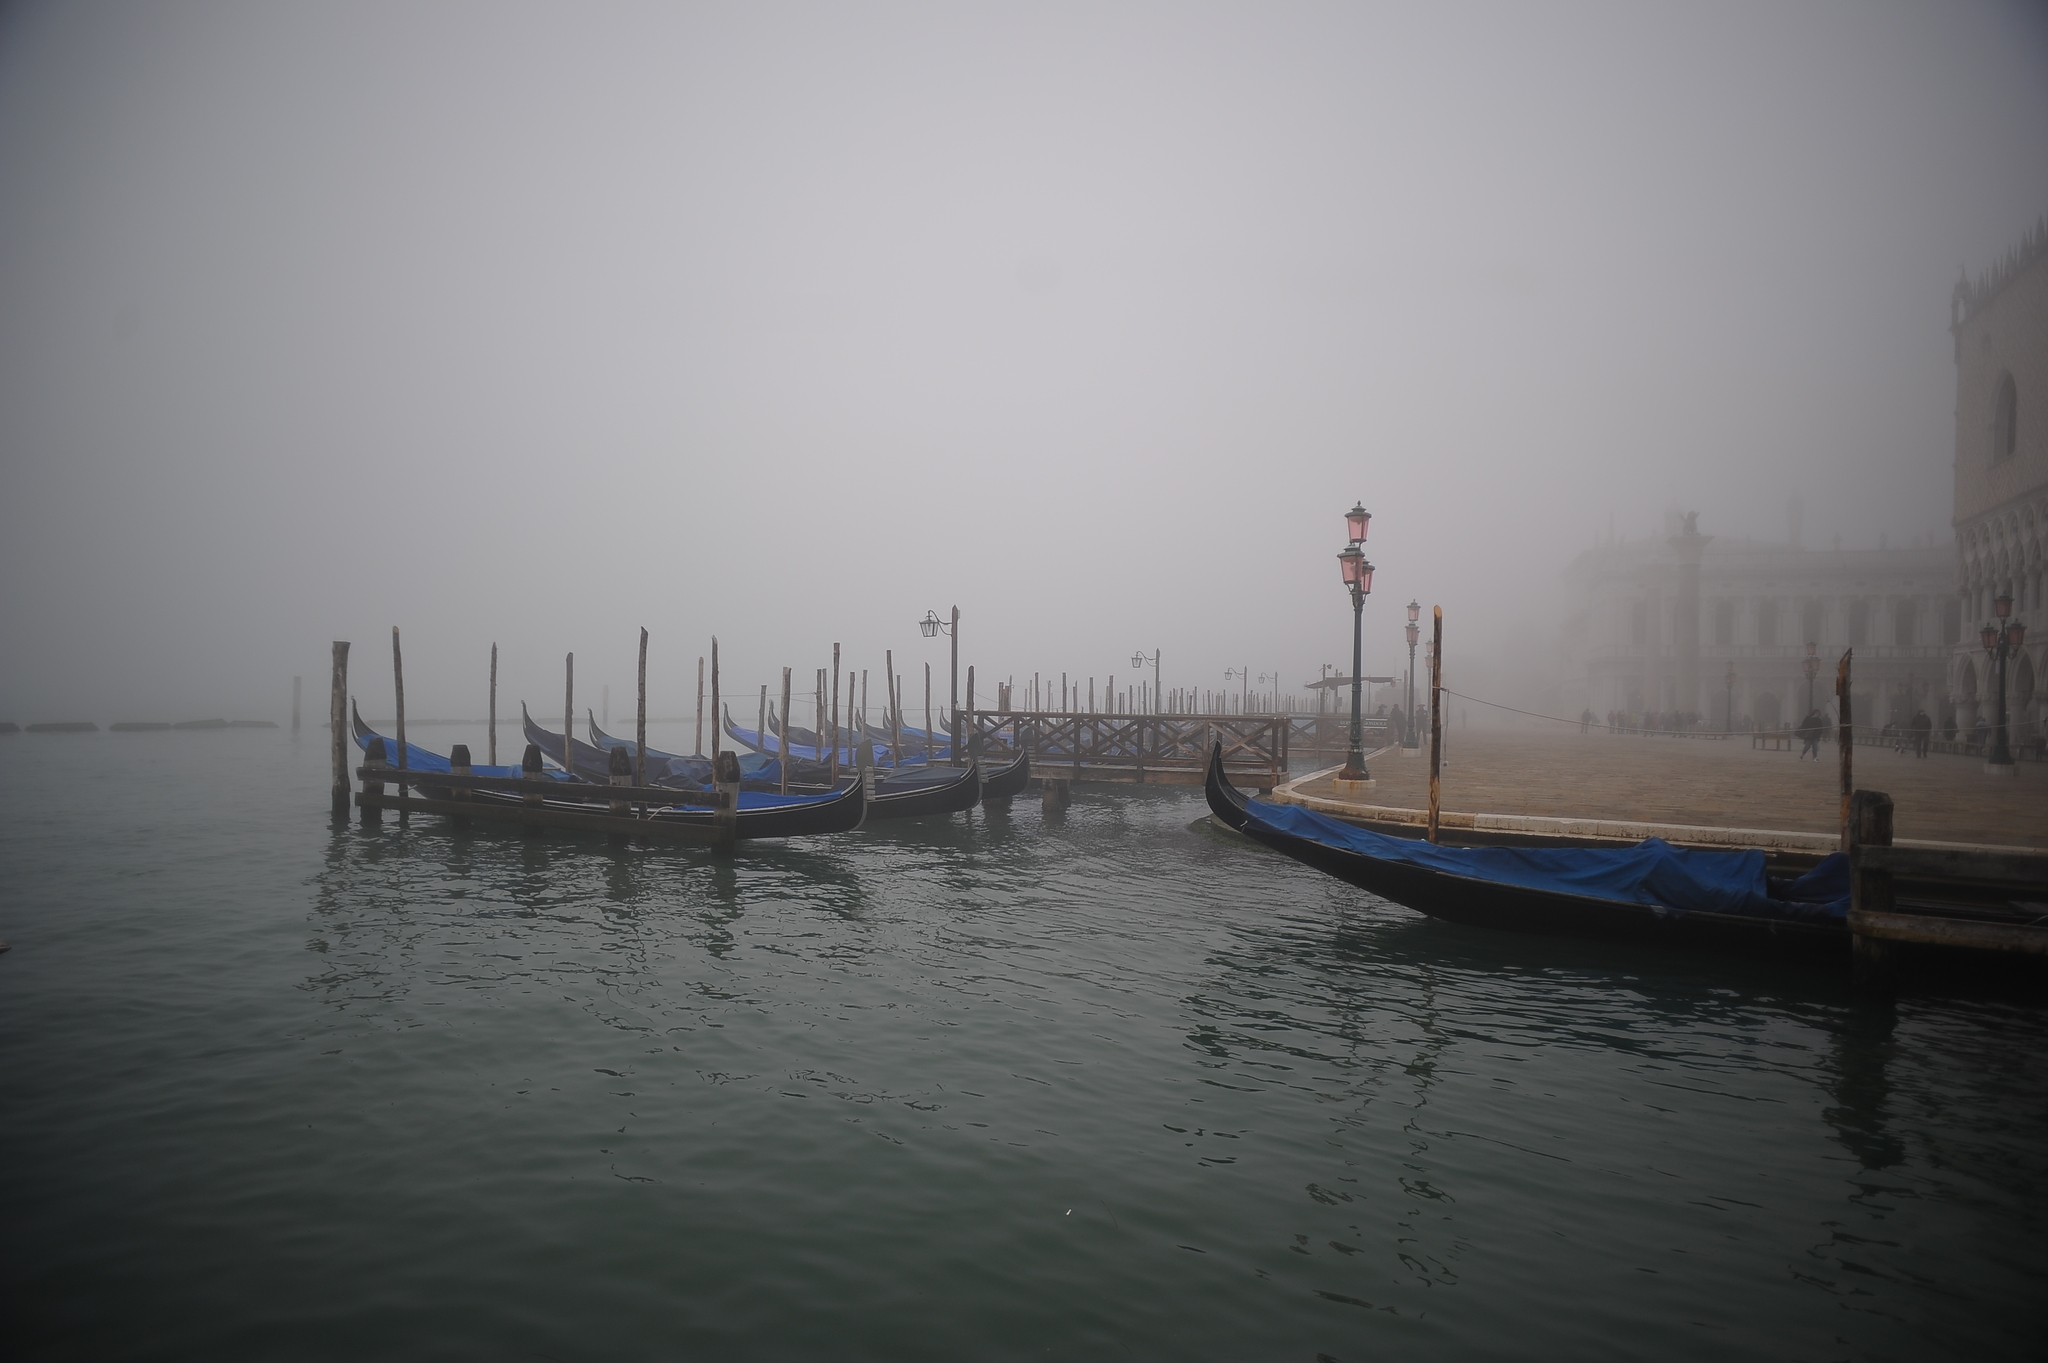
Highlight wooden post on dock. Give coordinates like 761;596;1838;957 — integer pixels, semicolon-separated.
779;667;793;794
966;666;976;756
757;685;768;755
713;749;740;851
1428;607;1443;844
1848;788;1896;989
1836;650;1854;850
695;655;706;757
521;742;543;831
488;643;499;766
330;641;350;814
830;644;842;783
925;663;933;765
392;627;409;800
292;675;301;732
609;744;632;817
563;653;574;778
710;639;722;761
636;627;648;789
861;670;869;734
449;743;472;826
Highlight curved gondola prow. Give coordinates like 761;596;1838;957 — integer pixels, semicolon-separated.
1204;740;1255;833
980;747;1031;801
351;698;374;749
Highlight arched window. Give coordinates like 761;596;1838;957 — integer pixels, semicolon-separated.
1992;372;2017;463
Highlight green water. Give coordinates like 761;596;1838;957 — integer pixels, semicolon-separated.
2;727;2043;1360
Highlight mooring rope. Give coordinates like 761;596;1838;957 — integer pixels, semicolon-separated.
1436;688;1794;739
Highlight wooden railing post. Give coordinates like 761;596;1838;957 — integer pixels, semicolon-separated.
1849;788;1896;990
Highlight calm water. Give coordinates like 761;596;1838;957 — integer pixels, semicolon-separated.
3;726;2044;1361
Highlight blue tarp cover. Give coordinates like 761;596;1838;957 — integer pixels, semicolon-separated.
1244;798;1849;922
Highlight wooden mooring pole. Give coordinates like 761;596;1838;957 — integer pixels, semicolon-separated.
925;663;933;765
329;641;350;815
563;652;574;778
292;675;301;733
780;667;793;795
695;655;706;757
710;638;721;761
1428;606;1443;844
1837;649;1854;851
636;626;648;789
831;643;842;783
392;627;409;800
488;643;499;766
1848;788;1896;990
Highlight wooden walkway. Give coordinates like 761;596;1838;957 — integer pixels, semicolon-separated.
967;711;1288;790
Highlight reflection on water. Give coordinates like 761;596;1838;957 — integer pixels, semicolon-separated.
2;737;2044;1362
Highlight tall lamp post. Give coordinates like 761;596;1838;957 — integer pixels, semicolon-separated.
1337;502;1375;780
1404;601;1421;750
919;606;959;763
1802;642;1820;721
1981;591;2027;773
1724;662;1737;735
1131;649;1161;713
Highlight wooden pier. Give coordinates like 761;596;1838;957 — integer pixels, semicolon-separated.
967;710;1290;791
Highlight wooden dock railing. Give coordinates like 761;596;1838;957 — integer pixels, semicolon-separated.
965;710;1289;790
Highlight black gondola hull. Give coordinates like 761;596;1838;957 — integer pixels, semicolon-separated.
1205;745;1844;957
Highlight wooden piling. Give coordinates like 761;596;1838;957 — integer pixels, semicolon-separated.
1848;788;1896;989
521;742;543;831
925;663;933;765
780;667;793;794
710;639;721;760
831;643;842;783
636;626;649;789
292;675;301;733
329;641;350;815
362;735;387;823
696;655;706;757
449;743;472;825
887;651;902;768
564;652;574;778
609;744;633;817
488;642;499;766
861;670;869;733
713;749;740;851
757;685;768;756
1428;606;1443;844
391;627;409;799
1836;650;1854;850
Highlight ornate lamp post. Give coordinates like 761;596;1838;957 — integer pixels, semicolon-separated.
1982;591;2026;773
1724;662;1737;734
1337;503;1374;780
1131;649;1161;713
920;606;960;763
1802;642;1820;721
1404;600;1421;750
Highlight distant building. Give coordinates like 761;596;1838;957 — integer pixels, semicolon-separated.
1561;511;1956;731
1947;219;2046;739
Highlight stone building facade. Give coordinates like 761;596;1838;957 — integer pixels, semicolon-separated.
1947;220;2046;741
1561;514;1957;733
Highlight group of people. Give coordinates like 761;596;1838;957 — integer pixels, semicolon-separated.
1791;708;1938;758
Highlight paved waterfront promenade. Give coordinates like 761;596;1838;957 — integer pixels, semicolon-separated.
1285;728;2047;848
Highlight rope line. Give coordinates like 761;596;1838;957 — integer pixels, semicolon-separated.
1437;688;1812;739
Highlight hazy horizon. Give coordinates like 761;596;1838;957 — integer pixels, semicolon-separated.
3;1;2045;725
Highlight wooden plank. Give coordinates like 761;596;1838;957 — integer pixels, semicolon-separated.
1854;845;2048;885
1848;908;2048;955
355;790;722;844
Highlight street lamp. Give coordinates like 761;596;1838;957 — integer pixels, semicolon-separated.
1802;641;1820;722
1404;600;1421;750
1131;649;1161;713
1224;665;1250;714
1983;590;2026;772
1724;662;1737;735
1337;505;1375;780
919;606;960;763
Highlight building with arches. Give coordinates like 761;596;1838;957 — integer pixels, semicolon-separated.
1948;219;2046;745
1561;513;1955;733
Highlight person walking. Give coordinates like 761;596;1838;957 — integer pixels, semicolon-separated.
1909;708;1932;758
1795;708;1825;761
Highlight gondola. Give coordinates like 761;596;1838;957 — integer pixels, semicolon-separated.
354;713;867;839
542;707;817;789
1204;743;1849;954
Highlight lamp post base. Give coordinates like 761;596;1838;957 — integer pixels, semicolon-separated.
1331;774;1376;795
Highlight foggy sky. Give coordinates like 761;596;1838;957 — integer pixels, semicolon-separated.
2;1;2045;725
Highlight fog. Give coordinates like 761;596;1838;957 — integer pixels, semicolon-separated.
2;1;2044;727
